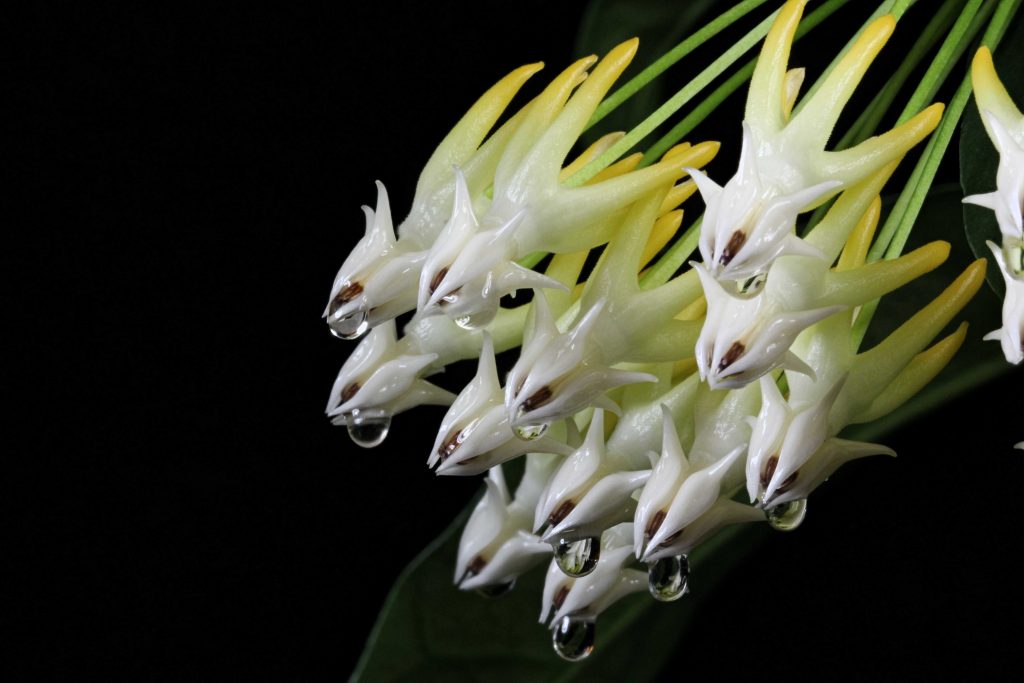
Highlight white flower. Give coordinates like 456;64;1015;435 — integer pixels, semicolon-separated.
456;461;556;592
428;333;573;476
982;241;1024;364
539;524;645;626
533;410;651;544
693;0;942;282
325;320;453;427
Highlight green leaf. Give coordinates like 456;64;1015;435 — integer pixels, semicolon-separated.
959;7;1024;298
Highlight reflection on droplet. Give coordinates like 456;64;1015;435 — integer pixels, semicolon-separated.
765;498;807;531
514;422;548;441
552;616;595;662
475;579;515;599
648;554;689;602
554;537;600;578
346;409;391;448
328;310;369;340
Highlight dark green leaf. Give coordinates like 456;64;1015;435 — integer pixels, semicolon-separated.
959;10;1024;297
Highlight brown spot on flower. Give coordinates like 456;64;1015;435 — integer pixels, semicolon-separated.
717;341;745;372
522;386;553;412
552;585;570;610
328;282;364;316
437;426;470;464
761;454;796;492
467;555;487;576
341;382;360;403
657;528;683;549
646;510;666;539
720;230;748;266
429;267;449;294
547;500;575;528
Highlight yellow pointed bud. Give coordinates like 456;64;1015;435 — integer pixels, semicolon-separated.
854;323;968;424
659;179;698;215
837;196;881;272
782;67;805;122
821;241;949;308
560;132;625;180
589;153;643;184
747;0;808;135
642;210;684;268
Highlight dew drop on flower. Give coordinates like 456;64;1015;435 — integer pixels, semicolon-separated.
552;615;595;662
475;579;516;599
514;422;549;441
554;536;600;577
455;312;490;330
648;554;689;602
346;409;391;448
765;498;807;531
328;310;369;340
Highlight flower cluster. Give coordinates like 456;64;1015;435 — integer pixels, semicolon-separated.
324;0;992;662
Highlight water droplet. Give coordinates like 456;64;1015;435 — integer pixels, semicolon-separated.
554;537;600;578
514;422;548;441
475;579;515;599
765;498;807;531
346;409;391;448
328;310;369;340
648;555;689;602
552;616;595;662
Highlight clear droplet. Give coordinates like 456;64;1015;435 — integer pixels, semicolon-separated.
514;422;548;441
475;579;515;599
346;409;391;448
648;554;689;602
328;310;369;340
552;616;595;662
765;498;807;531
554;537;600;578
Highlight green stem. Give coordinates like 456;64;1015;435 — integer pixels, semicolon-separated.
587;0;772;130
565;7;782;188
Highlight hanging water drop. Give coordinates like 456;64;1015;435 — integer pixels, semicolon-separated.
328;310;369;340
648;554;689;602
765;498;807;531
554;537;600;578
514;422;548;441
475;579;515;599
552;616;595;662
346;409;391;448
455;311;490;330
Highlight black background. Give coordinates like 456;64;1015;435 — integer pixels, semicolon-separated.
13;1;1024;680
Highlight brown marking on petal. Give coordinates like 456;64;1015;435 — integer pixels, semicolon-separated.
341;382;360;403
437;427;466;463
717;341;745;372
657;528;683;549
761;454;796;492
429;267;449;294
522;386;553;412
547;500;575;528
512;376;525;399
646;509;667;539
552;585;570;610
720;230;748;266
467;555;487;576
328;282;364;316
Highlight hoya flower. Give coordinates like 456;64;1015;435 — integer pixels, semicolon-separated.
533;410;650;549
744;250;988;508
506;186;704;432
636;383;760;562
455;459;557;594
417;38;719;326
693;0;942;282
693;239;950;389
540;524;646;660
982;242;1024;364
428;334;574;476
324;63;545;338
324;320;454;447
962;47;1024;364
